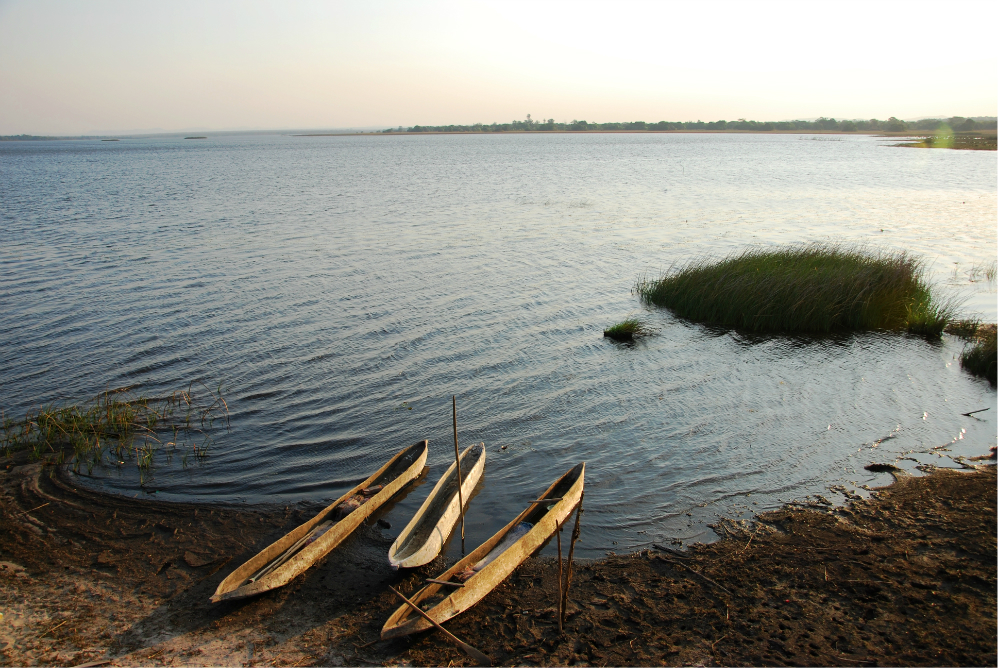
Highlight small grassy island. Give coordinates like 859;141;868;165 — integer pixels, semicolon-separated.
637;245;953;336
604;317;651;342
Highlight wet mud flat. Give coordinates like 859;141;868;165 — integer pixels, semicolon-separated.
1;459;994;667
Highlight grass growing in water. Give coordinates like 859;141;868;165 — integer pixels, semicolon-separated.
946;320;997;386
967;260;997;283
636;245;955;336
1;382;228;479
604;318;651;341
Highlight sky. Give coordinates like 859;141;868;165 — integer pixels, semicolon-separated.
1;0;996;135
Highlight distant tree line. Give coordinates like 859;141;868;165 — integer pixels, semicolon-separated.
0;134;61;141
383;115;997;134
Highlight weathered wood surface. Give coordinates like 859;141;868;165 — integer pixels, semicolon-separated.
381;461;585;639
389;442;486;569
211;440;428;603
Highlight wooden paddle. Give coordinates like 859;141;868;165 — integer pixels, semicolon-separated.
389;586;491;666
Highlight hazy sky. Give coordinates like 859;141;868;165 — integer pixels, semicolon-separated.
1;0;995;135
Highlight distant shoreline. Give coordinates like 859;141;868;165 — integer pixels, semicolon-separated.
295;128;998;151
297;129;876;136
294;130;950;137
5;128;994;151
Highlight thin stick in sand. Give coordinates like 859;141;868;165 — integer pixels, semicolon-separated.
389;586;491;666
452;395;466;551
556;524;564;634
561;491;584;627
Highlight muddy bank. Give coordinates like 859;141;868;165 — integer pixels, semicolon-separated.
1;458;994;667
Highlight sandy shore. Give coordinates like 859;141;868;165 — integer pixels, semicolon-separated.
1;455;994;667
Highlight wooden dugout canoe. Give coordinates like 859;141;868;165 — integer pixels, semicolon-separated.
381;461;585;639
389;442;486;569
211;440;428;603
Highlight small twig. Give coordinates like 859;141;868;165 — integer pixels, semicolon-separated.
426;578;465;587
652;543;690;558
710;634;728;651
147;647;165;659
20;502;50;515
739;531;754;553
655;555;732;595
69;658;112;668
40;619;68;638
961;407;990;416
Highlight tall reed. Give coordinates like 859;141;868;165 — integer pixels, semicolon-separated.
1;382;228;479
636;244;955;336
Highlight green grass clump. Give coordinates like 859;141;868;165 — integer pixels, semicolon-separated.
1;383;228;479
947;320;997;386
604;317;651;341
636;244;955;336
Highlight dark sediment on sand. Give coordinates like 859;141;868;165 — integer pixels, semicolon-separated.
1;454;994;666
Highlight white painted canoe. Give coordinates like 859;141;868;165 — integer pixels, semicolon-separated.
211;440;428;603
389;442;486;569
381;461;585;639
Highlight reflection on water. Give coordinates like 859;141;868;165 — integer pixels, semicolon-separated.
1;133;995;559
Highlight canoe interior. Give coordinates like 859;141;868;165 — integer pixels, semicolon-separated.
367;441;426;489
382;461;584;635
391;442;485;565
444;460;583;572
280;440;426;534
517;462;583;528
211;440;427;602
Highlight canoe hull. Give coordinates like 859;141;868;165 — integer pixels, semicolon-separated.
211;440;428;603
381;461;585;639
388;442;486;569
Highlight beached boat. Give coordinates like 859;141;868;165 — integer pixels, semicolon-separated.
389;442;486;569
381;461;585;639
211;440;428;603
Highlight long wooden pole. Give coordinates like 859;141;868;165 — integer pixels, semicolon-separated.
556;523;564;634
561;491;584;627
452;395;466;551
389;586;491;666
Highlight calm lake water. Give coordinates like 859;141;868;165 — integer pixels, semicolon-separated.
1;133;995;559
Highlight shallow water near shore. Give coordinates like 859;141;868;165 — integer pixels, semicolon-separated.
1;132;995;559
